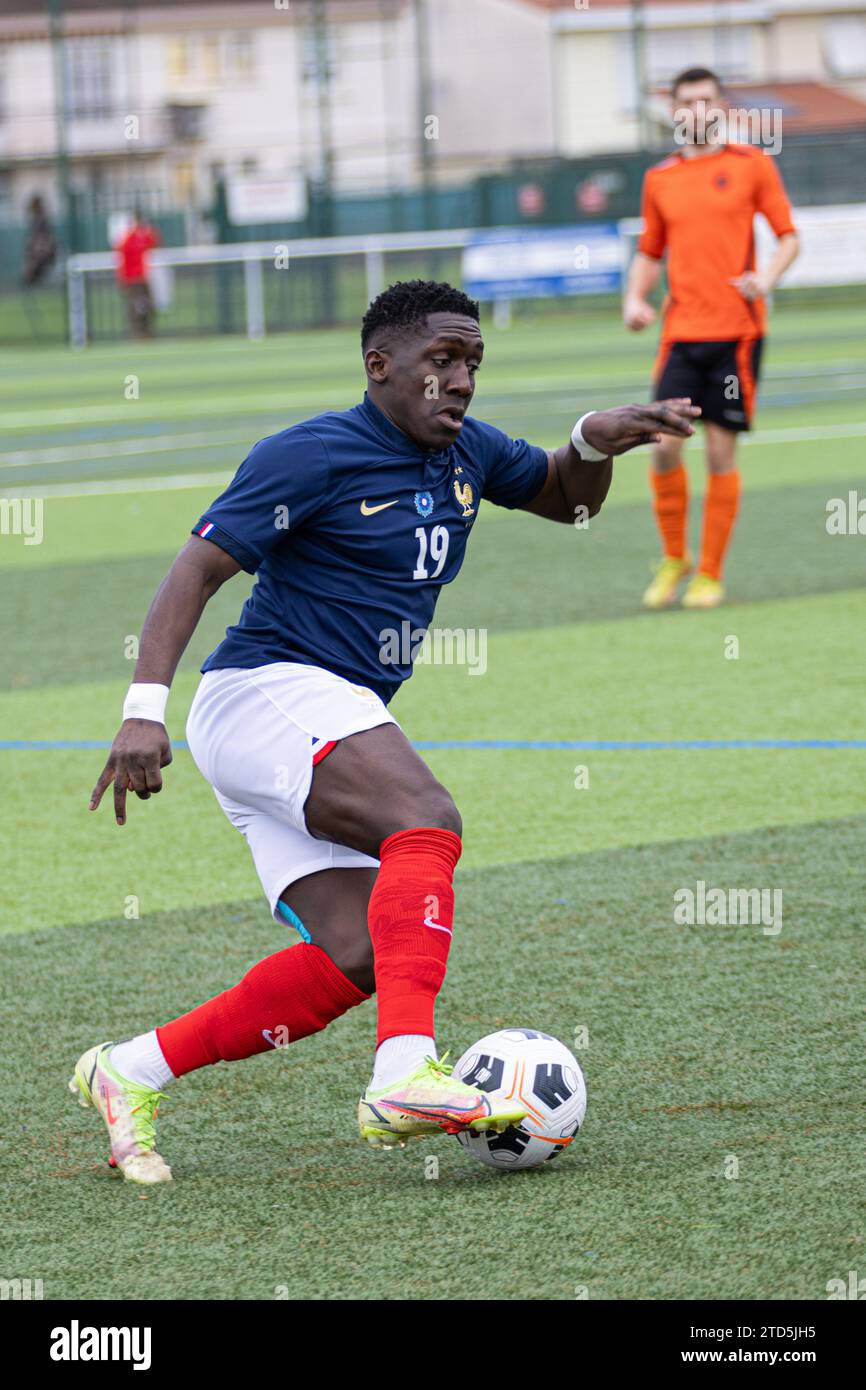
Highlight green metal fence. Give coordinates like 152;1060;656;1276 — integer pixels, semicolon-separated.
215;133;866;246
3;130;865;346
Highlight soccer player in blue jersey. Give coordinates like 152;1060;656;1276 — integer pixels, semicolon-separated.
74;281;698;1182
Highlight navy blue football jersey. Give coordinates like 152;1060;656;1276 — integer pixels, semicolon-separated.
193;392;548;702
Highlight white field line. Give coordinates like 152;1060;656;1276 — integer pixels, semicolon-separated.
740;421;866;445
0;430;254;469
1;421;865;500
0;471;234;499
2;360;866;432
0;394;329;430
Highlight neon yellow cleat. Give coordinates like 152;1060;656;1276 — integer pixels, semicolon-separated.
682;573;725;609
359;1055;527;1149
68;1042;172;1184
643;555;693;609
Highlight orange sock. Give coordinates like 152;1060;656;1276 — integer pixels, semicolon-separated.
699;471;741;581
650;464;689;559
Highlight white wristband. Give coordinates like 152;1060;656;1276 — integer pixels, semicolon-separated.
123;683;169;725
571;412;608;463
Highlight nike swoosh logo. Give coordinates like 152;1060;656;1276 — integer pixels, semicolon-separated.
360;499;399;516
423;917;452;935
104;1090;119;1125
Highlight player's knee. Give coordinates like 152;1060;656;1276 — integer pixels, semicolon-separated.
394;788;462;839
306;915;375;994
652;437;683;472
705;442;737;476
433;793;462;839
331;934;375;995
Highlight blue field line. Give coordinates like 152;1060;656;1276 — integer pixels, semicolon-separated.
1;737;865;752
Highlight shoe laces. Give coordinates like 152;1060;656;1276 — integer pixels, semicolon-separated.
425;1053;453;1078
129;1089;168;1148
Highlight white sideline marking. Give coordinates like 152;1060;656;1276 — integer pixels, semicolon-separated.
1;421;865;500
0;392;333;430
0;430;254;469
2;418;866;473
0;471;233;499
739;421;866;446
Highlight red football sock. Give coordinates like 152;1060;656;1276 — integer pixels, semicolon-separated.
156;943;368;1077
368;826;463;1045
650;463;689;559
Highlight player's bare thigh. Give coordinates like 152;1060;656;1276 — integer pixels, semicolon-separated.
280;867;377;994
304;722;461;859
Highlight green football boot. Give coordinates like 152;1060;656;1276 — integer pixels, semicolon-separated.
359;1054;527;1149
69;1041;172;1184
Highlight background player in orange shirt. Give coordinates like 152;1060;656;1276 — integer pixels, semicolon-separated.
624;67;800;608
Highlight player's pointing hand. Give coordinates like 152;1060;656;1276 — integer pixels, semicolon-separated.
89;719;173;826
579;399;700;456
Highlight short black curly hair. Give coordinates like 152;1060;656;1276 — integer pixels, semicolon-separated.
361;279;480;350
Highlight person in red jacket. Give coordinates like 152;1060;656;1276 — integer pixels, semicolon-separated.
115;209;161;339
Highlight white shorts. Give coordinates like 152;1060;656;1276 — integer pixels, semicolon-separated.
185;662;396;921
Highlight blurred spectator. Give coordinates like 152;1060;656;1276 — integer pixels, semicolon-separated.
21;195;57;286
115;209;162;338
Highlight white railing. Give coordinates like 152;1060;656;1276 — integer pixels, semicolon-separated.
65;228;479;347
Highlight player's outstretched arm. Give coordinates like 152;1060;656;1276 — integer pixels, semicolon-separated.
89;536;241;825
523;399;700;524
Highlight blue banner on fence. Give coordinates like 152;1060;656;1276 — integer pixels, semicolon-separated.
463;224;623;300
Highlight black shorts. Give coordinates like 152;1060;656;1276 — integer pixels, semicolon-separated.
654;337;764;432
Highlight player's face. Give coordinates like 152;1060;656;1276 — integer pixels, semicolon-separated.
386;313;485;450
672;79;725;145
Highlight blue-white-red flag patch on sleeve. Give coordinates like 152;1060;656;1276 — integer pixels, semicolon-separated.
197;521;215;538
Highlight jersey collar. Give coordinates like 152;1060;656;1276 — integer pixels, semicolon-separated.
677;141;731;163
358;391;450;463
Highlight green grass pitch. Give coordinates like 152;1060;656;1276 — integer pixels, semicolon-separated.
1;299;864;1300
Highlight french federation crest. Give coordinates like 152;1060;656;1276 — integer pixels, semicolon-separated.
414;490;434;518
453;477;475;518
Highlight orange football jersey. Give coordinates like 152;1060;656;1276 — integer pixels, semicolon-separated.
638;144;796;342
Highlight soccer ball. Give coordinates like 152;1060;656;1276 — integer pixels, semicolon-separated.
453;1028;587;1171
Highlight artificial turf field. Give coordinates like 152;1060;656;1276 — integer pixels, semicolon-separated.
1;297;864;1301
